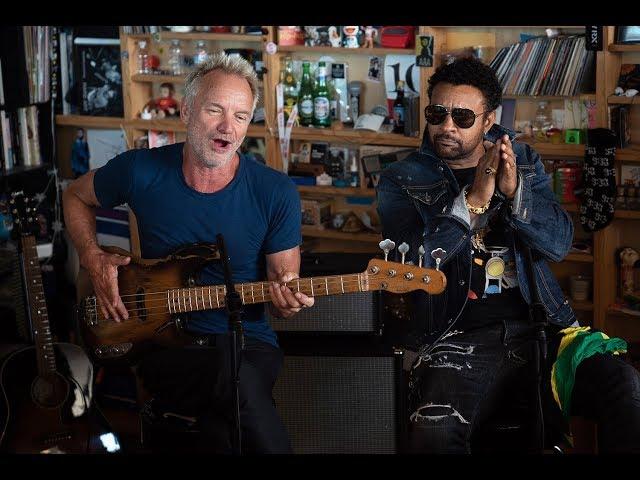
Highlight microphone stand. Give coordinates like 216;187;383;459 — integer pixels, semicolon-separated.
521;241;548;454
217;233;243;455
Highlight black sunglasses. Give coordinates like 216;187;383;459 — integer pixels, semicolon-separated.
425;104;488;129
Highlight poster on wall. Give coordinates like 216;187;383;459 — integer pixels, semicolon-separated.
383;54;420;114
86;128;128;170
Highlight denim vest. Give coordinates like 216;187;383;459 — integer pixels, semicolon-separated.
376;134;576;351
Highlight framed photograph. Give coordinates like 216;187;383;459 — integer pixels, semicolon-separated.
416;35;434;67
367;56;382;82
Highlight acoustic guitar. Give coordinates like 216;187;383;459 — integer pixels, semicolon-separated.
0;192;117;453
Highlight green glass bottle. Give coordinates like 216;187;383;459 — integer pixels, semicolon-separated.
298;61;314;127
282;56;298;122
313;61;331;128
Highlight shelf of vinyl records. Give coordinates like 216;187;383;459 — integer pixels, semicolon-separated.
503;94;597;102
126;32;264;43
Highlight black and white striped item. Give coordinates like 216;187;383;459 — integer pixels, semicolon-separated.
580;128;617;233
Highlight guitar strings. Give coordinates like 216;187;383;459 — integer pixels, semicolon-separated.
89;278;367;312
86;274;364;300
86;280;370;324
88;277;367;307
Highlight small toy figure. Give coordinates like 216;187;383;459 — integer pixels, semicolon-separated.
328;26;341;47
363;26;378;48
155;83;179;117
343;26;360;48
142;83;180;120
71;128;90;178
620;247;640;296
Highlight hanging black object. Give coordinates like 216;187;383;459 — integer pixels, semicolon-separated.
580;128;617;233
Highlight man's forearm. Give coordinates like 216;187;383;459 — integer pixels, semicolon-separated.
63;189;101;265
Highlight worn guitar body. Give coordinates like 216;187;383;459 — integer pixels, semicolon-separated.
0;343;98;453
77;243;220;365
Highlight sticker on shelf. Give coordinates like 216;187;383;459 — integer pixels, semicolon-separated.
266;42;277;55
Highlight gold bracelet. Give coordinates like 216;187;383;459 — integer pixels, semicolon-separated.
464;188;491;214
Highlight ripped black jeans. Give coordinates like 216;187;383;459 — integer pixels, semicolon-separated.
407;318;640;453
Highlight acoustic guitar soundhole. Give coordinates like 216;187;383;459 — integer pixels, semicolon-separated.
31;373;69;409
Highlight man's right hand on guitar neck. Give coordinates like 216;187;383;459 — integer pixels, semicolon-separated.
80;245;131;322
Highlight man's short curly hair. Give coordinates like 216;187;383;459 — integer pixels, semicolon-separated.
427;57;502;112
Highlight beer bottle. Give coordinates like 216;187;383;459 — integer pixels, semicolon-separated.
282;56;298;122
298;61;314;127
313;61;331;128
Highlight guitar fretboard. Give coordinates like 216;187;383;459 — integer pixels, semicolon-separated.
21;236;56;376
165;273;367;314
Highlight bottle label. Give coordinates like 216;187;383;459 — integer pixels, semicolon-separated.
300;99;313;116
314;97;330;120
394;106;404;123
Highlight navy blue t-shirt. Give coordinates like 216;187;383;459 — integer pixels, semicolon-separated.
93;143;302;347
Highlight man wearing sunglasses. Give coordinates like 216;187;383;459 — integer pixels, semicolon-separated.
377;57;640;453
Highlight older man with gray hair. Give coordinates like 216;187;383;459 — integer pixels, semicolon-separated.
63;52;313;453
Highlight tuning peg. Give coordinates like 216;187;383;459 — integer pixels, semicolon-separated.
398;242;409;264
379;239;396;262
418;245;425;268
431;248;446;271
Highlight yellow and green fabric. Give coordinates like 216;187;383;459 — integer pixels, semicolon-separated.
551;326;627;418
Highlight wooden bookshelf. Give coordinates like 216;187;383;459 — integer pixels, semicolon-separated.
616;144;640;162
276;45;414;56
565;253;594;263
524;142;585;157
158;32;264;42
570;300;594;312
55;115;125;129
126;118;267;138
301;226;381;243
615;209;640;220
608;44;640;52
608;95;640;105
289;124;420;147
297;186;376;197
128;32;265;43
131;74;187;83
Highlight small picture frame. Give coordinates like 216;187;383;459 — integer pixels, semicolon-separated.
416;35;434;67
367;56;382;82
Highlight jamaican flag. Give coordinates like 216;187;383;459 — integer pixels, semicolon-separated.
551;326;627;418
